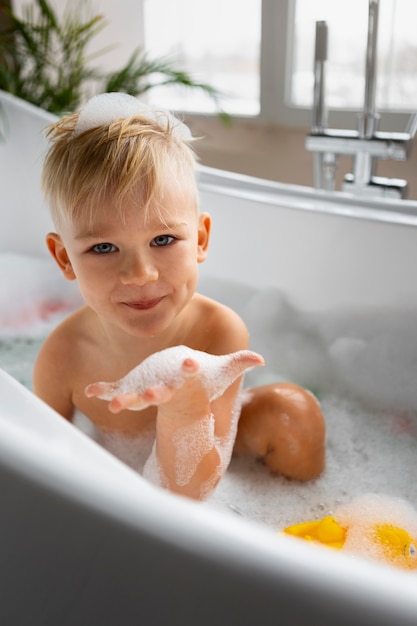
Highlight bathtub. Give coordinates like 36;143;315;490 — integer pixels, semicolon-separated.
1;90;417;625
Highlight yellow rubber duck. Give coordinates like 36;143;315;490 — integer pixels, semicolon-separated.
282;494;417;571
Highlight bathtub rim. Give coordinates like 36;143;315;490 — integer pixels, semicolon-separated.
1;366;417;624
197;164;417;227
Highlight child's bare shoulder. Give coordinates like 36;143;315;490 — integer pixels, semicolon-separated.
40;306;91;354
192;293;249;351
196;292;245;325
34;307;92;387
33;307;93;418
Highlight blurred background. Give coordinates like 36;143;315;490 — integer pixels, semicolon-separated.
2;0;417;197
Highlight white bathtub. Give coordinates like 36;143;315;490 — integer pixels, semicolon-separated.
1;90;417;625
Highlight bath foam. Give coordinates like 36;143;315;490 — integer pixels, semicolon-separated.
95;427;156;474
200;436;234;500
172;414;215;487
334;493;417;569
143;441;169;490
282;493;417;570
74;410;170;491
73;409;156;474
73;92;192;140
2;260;417;535
0;336;44;389
209;391;417;532
200;277;417;413
199;394;245;500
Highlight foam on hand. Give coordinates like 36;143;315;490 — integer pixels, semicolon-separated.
84;345;263;499
172;414;216;487
85;345;264;410
73;92;192;140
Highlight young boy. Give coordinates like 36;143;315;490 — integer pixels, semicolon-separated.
34;93;325;501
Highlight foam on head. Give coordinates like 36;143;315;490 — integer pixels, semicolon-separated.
41;92;198;229
72;93;192;140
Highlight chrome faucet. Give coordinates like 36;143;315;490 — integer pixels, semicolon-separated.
305;0;417;199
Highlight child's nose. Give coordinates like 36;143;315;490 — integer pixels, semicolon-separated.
119;252;158;285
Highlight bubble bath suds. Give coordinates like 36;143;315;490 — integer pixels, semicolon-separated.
1;258;417;538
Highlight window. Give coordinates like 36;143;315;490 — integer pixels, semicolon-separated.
142;0;414;130
292;0;417;111
143;0;261;116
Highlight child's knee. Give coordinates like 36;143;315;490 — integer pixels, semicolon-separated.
234;383;325;480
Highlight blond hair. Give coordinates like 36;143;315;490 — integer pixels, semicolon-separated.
42;109;199;228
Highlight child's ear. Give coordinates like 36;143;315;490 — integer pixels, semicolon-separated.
197;212;211;263
46;233;76;280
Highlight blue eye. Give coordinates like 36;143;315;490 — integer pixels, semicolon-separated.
91;242;117;254
151;235;175;247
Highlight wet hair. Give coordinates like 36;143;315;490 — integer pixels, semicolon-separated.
42;109;199;229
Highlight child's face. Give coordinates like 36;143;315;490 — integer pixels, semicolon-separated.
47;186;210;339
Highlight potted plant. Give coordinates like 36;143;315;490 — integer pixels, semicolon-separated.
0;0;224;116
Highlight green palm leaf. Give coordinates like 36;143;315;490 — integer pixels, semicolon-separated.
0;0;225;117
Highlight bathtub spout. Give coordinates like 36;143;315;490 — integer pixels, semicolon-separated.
312;20;328;135
362;0;379;136
311;21;336;191
349;0;380;191
306;0;416;200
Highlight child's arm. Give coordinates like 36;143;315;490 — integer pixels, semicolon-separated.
85;342;263;500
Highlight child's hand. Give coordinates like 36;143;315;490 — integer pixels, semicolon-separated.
86;356;205;414
84;345;264;414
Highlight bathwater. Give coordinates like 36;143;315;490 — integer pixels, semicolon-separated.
0;335;44;389
2;257;417;536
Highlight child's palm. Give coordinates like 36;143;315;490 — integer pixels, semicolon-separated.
84;345;264;415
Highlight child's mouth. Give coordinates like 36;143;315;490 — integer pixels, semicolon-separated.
123;297;164;311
